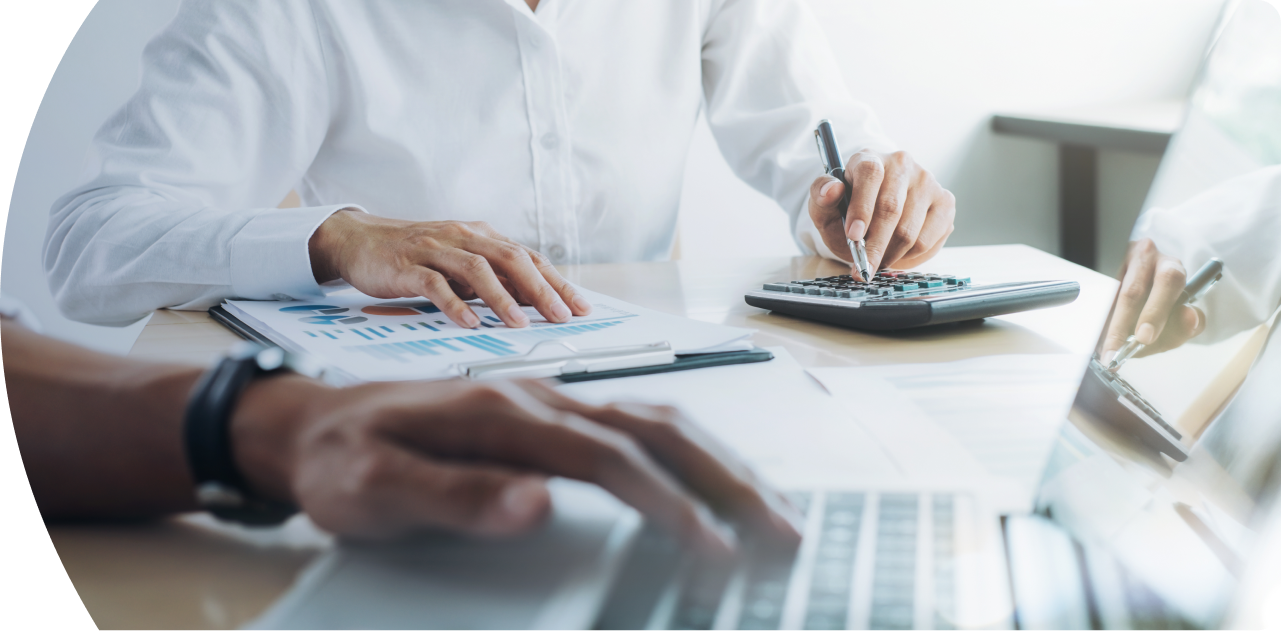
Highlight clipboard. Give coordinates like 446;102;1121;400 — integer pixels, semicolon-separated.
208;305;773;383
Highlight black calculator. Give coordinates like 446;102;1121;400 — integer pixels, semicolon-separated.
744;270;1079;331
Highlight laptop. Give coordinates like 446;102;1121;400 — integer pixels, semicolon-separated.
250;2;1280;628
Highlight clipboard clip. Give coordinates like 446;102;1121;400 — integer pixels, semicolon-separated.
454;340;676;381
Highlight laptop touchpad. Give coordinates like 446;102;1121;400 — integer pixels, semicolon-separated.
249;479;634;630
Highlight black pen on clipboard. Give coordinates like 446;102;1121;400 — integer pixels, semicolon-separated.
815;119;873;282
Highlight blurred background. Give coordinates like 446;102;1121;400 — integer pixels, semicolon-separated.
2;0;1227;355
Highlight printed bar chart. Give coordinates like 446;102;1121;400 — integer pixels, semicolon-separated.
345;321;627;363
224;287;754;382
349;334;518;363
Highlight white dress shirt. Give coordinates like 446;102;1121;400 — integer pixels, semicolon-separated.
46;0;894;325
1134;165;1281;343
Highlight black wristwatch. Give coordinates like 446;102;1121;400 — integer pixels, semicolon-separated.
183;342;321;526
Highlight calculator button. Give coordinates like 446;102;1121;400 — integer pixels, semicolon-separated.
805;287;822;295
763;283;790;292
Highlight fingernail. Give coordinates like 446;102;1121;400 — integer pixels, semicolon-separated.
507;304;530;326
484;479;548;533
462;312;480;328
551;301;572;322
848;219;867;241
769;496;805;541
819;180;840;201
571;294;592;314
701;518;738;557
502;480;545;518
1136;323;1156;345
1101;350;1116;364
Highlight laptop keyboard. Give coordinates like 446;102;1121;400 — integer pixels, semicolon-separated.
761;272;972;301
597;491;960;630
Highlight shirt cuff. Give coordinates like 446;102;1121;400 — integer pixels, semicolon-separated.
793;194;844;262
0;294;43;332
230;204;366;301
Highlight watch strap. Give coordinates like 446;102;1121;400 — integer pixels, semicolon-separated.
184;343;298;525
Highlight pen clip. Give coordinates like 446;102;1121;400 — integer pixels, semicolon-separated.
815;130;832;174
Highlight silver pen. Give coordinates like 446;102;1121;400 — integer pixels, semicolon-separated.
1106;257;1223;372
815;120;873;282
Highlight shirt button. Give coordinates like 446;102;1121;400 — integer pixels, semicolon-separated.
540;132;559;150
548;244;567;262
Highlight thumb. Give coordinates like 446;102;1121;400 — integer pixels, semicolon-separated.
809;175;844;211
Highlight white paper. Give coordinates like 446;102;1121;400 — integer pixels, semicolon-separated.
557;347;906;488
808;354;1088;508
225;287;753;383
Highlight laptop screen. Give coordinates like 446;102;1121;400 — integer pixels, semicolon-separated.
1032;0;1281;626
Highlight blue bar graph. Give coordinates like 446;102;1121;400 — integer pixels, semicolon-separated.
344;322;628;364
500;320;624;345
347;331;537;363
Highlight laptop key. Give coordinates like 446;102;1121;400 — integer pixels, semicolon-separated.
671;556;735;630
737;545;797;630
869;494;918;630
803;493;865;630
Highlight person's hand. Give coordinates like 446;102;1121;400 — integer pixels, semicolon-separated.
309;210;592;328
808;150;955;273
231;377;803;555
1100;239;1205;363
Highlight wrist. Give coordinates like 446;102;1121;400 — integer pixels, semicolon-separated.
229;374;333;505
309;209;361;284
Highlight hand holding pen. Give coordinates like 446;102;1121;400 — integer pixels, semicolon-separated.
1101;240;1222;371
806;120;956;277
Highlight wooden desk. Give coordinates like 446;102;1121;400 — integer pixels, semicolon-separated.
51;246;1117;629
992;100;1185;270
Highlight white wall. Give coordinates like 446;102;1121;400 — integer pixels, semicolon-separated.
3;0;1223;353
2;0;180;354
678;0;1223;274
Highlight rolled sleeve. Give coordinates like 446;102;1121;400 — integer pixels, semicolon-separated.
230;205;365;300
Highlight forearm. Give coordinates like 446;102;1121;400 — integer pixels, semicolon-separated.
4;320;332;520
46;189;348;324
4;321;202;518
702;0;894;218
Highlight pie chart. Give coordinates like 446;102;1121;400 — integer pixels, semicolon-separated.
362;306;421;317
280;305;349;315
280;305;365;324
362;302;443;317
299;315;368;325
